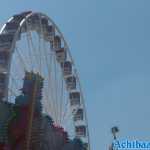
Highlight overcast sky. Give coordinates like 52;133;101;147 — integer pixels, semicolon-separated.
0;0;150;150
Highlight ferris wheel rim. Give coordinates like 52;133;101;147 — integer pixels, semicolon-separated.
0;11;91;150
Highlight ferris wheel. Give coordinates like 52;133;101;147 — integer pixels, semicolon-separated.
0;11;90;149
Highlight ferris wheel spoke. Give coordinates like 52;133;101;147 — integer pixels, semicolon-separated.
14;46;28;71
42;49;58;122
15;45;31;72
25;22;35;71
8;75;23;102
53;56;60;124
40;47;55;118
58;72;67;125
44;82;56;118
62;110;75;139
9;75;20;91
8;87;18;98
62;108;72;126
63;110;75;130
61;95;71;124
58;77;64;124
37;34;42;74
48;53;57;123
64;121;75;138
39;17;61;124
59;74;69;125
49;55;59;123
27;30;41;73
